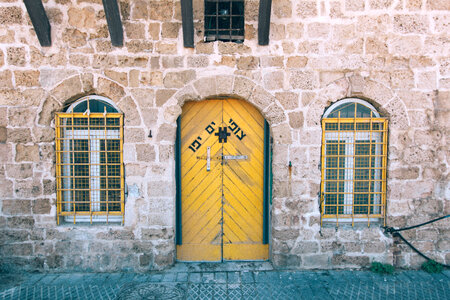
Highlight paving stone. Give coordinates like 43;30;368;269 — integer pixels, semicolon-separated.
214;272;227;283
189;272;201;283
0;270;449;299
241;271;255;283
227;271;240;284
161;272;177;282
201;272;215;283
149;273;163;282
176;272;188;282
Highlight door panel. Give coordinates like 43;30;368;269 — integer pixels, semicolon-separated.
178;100;223;261
177;99;268;261
222;99;268;260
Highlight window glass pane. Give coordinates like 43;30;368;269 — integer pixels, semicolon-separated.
324;141;345;215
327;102;375;118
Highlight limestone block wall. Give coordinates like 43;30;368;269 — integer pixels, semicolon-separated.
0;0;448;271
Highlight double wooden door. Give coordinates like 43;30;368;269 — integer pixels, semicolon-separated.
176;99;269;261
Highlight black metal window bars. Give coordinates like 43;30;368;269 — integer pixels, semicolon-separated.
204;0;244;43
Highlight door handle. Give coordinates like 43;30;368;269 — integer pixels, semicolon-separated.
206;147;211;171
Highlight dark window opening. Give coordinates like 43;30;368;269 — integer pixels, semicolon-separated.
204;0;244;43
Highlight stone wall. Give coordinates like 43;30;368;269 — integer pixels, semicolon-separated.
0;0;448;271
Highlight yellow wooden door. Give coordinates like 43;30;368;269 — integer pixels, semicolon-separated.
177;99;268;261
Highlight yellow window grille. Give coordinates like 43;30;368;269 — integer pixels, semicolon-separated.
320;103;388;227
55;111;124;224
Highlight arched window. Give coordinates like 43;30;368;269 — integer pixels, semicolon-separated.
320;98;388;226
55;96;124;224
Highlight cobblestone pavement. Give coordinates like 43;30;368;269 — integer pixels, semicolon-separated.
0;263;449;299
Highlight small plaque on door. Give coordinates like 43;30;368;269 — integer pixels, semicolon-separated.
223;155;248;160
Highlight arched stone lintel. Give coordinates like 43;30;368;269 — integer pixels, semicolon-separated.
305;75;410;130
39;73;145;128
164;75;287;135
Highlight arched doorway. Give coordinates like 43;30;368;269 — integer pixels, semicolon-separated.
175;98;271;261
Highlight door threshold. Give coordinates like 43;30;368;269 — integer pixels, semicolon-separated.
169;261;274;273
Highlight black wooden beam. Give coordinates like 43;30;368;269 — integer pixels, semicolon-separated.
102;0;123;47
23;0;51;47
180;0;194;48
258;0;272;46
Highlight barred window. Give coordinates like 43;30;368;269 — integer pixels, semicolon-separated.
320;99;388;227
56;96;124;224
204;0;244;43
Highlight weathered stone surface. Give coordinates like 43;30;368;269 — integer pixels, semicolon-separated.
7;47;26;66
288;111;304;128
7;128;32;143
15;144;39;162
6;163;33;179
8;108;35;127
136;144;156;162
32;198;51;214
62;29;87;48
156;123;176;142
51;77;82;103
15;70;40;87
193;77;217;98
98;77;125;100
38;97;60;126
2;199;31;215
163;70;196;88
68;7;95;28
118;97;141;126
289;71;317;90
0;70;12;88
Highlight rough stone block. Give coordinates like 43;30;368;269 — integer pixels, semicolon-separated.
136;144;156;162
263;71;284;90
331;254;370;266
248;86;274;112
302;254;329;268
7;47;26;66
2;199;31;215
6;163;33;179
32;198;51;214
98;77;126;100
14;179;42;198
131;0;148;20
124;22;145;39
0;6;23;25
296;1;317;18
8;108;35;127
0;70;12;88
163;70;196;88
15;144;39;162
162;22;181;39
157;123;176;142
193;77;217;99
273;0;292;18
307;23;330;39
427;0;450;10
104;70;128;87
394;15;428;34
286;23;303;39
62;28;87;48
218;42;251;55
369;0;394;9
289;70;317;90
272;123;292;144
286;56;308;68
0;126;6;143
141;227;174;240
276;92;299;110
288;112;304;129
